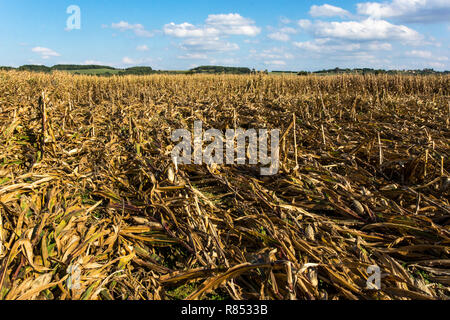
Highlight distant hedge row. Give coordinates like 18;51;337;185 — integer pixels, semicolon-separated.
3;65;155;75
51;64;117;71
188;66;251;74
2;65;448;76
2;65;254;75
119;67;154;75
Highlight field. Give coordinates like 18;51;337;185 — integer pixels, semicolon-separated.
64;69;188;76
0;71;449;300
65;68;123;75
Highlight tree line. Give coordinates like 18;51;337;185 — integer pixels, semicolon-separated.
1;65;448;76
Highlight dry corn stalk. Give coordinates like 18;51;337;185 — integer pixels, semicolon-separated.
0;71;448;300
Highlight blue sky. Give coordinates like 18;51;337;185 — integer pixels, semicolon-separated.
1;0;449;70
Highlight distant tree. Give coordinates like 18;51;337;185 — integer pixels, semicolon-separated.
18;65;51;73
189;66;251;75
51;64;117;71
120;67;153;75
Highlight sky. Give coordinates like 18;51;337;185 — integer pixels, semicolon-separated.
0;0;449;71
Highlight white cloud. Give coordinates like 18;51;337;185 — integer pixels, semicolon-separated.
326;52;379;63
178;53;208;59
407;50;433;58
357;0;450;23
31;47;60;59
310;19;422;43
291;10;449;70
111;21;153;37
136;45;149;51
427;62;445;68
281;27;298;34
406;50;448;60
293;39;361;52
206;13;261;36
309;4;351;18
181;38;239;52
293;40;323;52
164;13;257;56
164;23;219;38
268;32;290;42
164;13;260;38
112;21;138;31
298;19;312;29
251;47;294;60
267;27;298;42
264;60;286;66
368;42;392;51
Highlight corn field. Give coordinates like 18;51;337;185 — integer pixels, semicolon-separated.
0;71;449;300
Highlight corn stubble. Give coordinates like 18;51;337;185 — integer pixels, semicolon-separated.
0;71;449;300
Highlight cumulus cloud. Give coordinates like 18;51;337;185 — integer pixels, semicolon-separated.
367;42;393;51
281;27;298;34
292;38;400;65
293;40;323;52
406;50;448;60
301;18;422;43
205;13;261;36
164;23;219;38
286;2;448;69
111;21;153;37
268;32;291;42
250;47;294;61
309;4;351;18
164;13;260;38
407;50;433;58
32;47;60;59
357;0;450;23
164;13;258;55
293;39;361;53
293;40;383;66
267;27;298;42
180;38;239;52
298;19;313;29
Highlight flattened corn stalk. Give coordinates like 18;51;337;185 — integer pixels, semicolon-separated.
0;71;448;300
